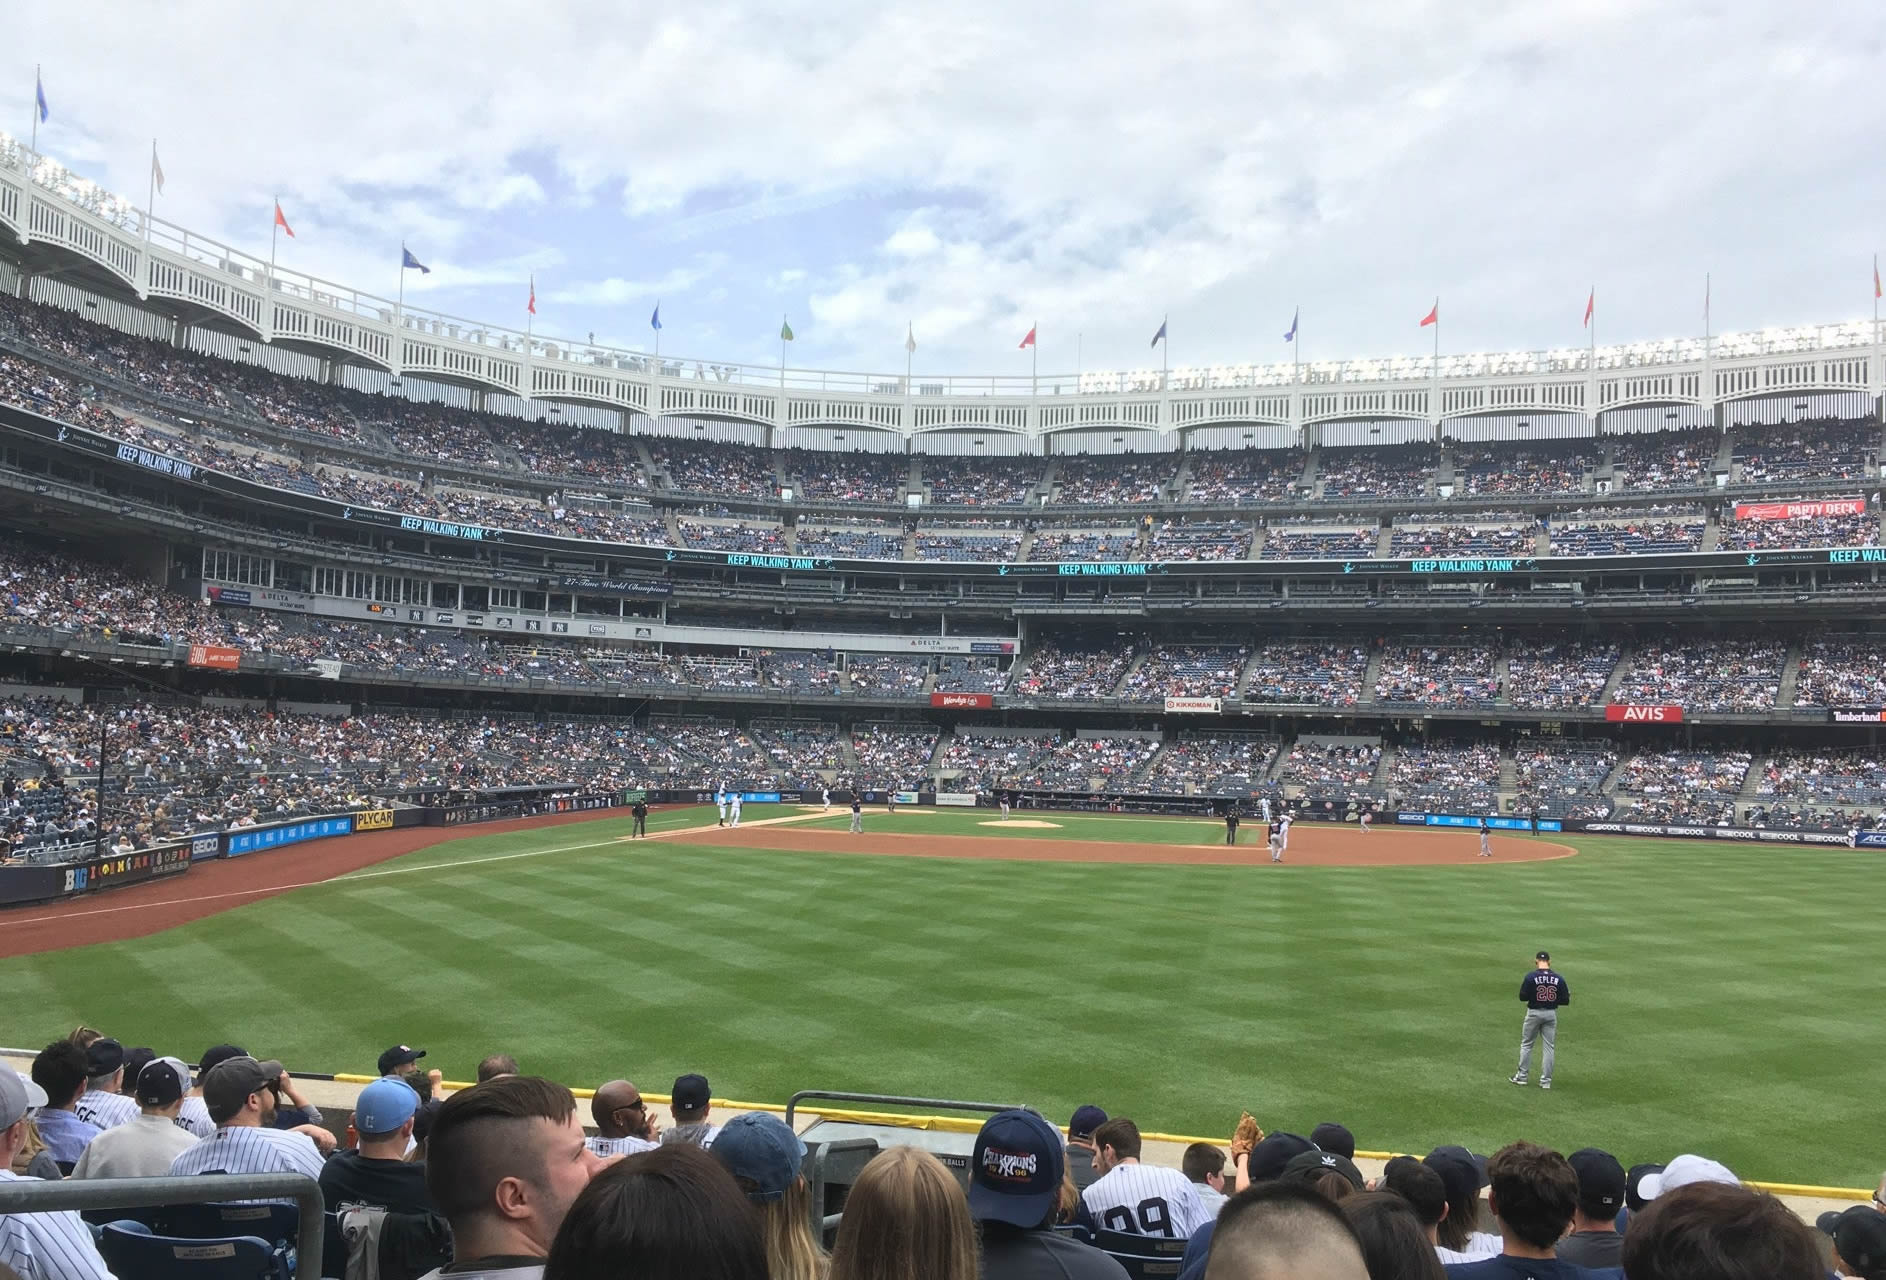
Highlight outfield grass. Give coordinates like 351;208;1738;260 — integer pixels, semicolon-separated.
2;804;1878;1185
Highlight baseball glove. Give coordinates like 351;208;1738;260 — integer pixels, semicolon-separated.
1230;1110;1262;1157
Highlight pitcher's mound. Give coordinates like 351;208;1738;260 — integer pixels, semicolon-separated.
979;819;1063;829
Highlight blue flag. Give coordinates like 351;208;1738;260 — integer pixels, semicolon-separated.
1284;308;1298;343
401;247;430;274
34;71;48;123
1151;318;1167;348
650;302;662;332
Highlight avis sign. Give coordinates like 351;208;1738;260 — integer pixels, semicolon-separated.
1605;704;1683;723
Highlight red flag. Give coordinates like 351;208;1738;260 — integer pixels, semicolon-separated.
273;201;294;238
1019;325;1037;349
1583;288;1594;328
528;275;536;316
1418;300;1438;327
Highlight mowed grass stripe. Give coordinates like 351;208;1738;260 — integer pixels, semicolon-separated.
2;816;1881;1183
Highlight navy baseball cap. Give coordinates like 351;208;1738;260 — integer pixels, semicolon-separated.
672;1073;711;1112
1428;1145;1490;1187
85;1038;125;1076
1248;1132;1317;1182
1536;951;1551;962
1625;1163;1665;1213
1821;1207;1886;1280
1068;1105;1108;1139
1282;1149;1365;1191
354;1077;421;1136
134;1057;191;1108
711;1112;807;1204
1310;1122;1355;1159
197;1044;247;1083
377;1045;426;1076
970;1109;1064;1228
1568;1148;1626;1216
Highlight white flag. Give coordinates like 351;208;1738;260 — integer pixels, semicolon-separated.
151;147;165;196
905;323;917;354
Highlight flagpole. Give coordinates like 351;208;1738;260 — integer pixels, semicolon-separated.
144;140;157;242
268;194;279;286
1292;310;1301;439
1076;331;1083;389
1875;256;1882;428
30;65;39;154
1161;315;1169;393
780;315;787;390
1031;318;1038;401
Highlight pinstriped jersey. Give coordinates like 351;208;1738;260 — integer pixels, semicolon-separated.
0;1170;115;1280
1079;1162;1212;1238
168;1124;327;1200
586;1134;658;1158
177;1096;216;1139
74;1089;138;1131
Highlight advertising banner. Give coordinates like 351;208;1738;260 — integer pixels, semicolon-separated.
1604;704;1683;723
226;815;355;857
354;809;395;831
1164;696;1223;714
186;644;242;670
969;641;1017;655
1396;812;1561;832
1733;497;1866;521
189;832;223;860
936;792;980;807
1570;819;1852;846
931;692;993;709
311;659;344;680
1830;708;1886;723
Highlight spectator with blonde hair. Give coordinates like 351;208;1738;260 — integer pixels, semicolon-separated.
828;1146;978;1280
710;1112;826;1280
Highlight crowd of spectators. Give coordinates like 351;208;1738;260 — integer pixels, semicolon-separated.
934;656;1005;693
1182;448;1305;503
1315;445;1434;500
1148;520;1253;560
1051;454;1174;505
1386;741;1502;812
1274;739;1383;800
1613;640;1786;713
1792;637;1886;707
649;440;778;499
1718;501;1878;551
1373;645;1500;707
1387;524;1535;559
1027;735;1163;790
912;532;1022;562
1260;527;1379;560
1009;641;1135;699
1243;642;1370;706
1026;529;1141;562
1505;641;1622;711
1612;748;1753;824
675;520;787;554
935;731;1063;792
792;525;905;559
758;650;839;695
1610;429;1717;490
1548;518;1704;556
1141;733;1280;795
1736;416;1878;483
1746;747;1886;831
850;723;940;783
1511;744;1619;819
1450;441;1595;495
748;719;845;783
923;458;1038;505
845;655;931;697
781;449;907;503
1120;645;1248;701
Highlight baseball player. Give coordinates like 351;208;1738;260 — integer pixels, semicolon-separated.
630;798;648;838
821;786;831;811
1277;811;1292;855
1359;807;1373;834
729;792;742;828
1259;795;1272;825
1224;805;1240;846
1268;820;1285;863
1849;824;1860;849
715;786;729;827
999;790;1011;820
1478;817;1492;858
849;794;863;834
1512;950;1569;1089
886;788;897;814
1081;1118;1212;1239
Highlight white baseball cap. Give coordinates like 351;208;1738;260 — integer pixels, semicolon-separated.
1637;1153;1739;1200
2;1071;49;1129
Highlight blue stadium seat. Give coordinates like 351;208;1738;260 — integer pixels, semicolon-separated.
98;1222;292;1280
164;1200;299;1249
1091;1226;1188;1278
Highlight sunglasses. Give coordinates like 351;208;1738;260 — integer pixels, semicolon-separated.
614;1100;646;1112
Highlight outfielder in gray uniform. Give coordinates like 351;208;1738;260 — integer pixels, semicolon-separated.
1512;950;1569;1090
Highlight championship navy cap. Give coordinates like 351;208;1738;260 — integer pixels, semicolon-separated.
1282;1149;1365;1191
711;1112;807;1204
1248;1132;1317;1182
377;1045;426;1076
1310;1122;1355;1160
671;1073;711;1112
1068;1105;1108;1139
2;1071;48;1129
135;1057;191;1108
1567;1148;1627;1213
353;1077;421;1136
85;1038;126;1076
969;1109;1064;1229
1822;1207;1886;1280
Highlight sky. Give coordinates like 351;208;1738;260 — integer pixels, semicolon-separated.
7;1;1885;382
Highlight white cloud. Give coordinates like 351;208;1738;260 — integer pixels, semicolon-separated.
7;0;1885;376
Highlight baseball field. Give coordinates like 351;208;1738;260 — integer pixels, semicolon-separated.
2;803;1878;1186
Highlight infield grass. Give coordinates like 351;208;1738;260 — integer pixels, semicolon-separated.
3;803;1878;1186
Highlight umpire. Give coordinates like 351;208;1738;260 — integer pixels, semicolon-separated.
630;797;649;838
1512;950;1569;1090
1224;804;1241;846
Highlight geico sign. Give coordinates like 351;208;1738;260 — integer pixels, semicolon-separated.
1604;704;1683;723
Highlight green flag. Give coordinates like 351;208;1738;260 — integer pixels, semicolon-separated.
781;318;794;341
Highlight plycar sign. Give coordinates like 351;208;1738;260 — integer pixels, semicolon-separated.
1605;704;1683;723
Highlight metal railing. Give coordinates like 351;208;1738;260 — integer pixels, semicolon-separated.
0;1171;324;1275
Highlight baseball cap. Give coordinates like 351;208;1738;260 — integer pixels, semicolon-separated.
1247;1132;1317;1182
969;1109;1064;1229
2;1071;48;1129
122;1047;156;1089
1068;1105;1108;1140
377;1045;426;1076
710;1112;808;1204
1428;1145;1490;1188
672;1073;711;1113
1636;1153;1737;1201
353;1077;421;1136
1625;1163;1664;1213
134;1057;191;1108
1424;1151;1484;1210
1567;1148;1627;1216
85;1037;126;1076
1310;1122;1355;1159
1282;1148;1365;1191
202;1056;273;1124
1820;1207;1886;1280
1536;951;1551;962
197;1044;248;1084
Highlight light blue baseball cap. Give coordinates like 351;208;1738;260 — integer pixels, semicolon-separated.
353;1076;420;1136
